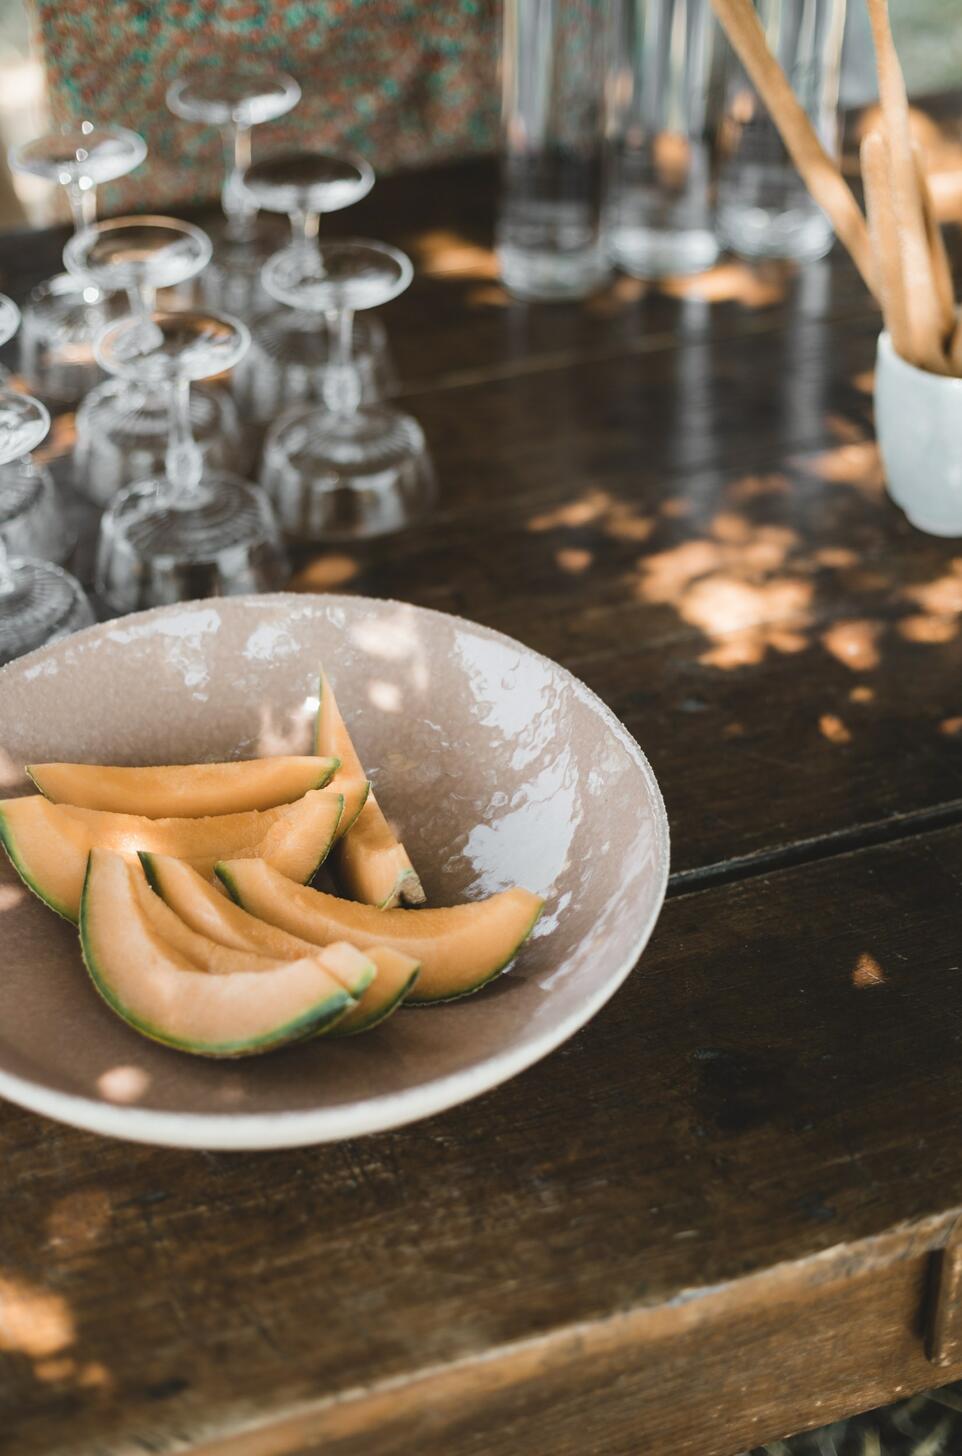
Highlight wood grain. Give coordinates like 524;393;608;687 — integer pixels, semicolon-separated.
6;825;962;1453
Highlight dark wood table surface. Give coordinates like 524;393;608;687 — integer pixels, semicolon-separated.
3;149;962;1456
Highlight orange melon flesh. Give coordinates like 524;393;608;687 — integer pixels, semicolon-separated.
329;947;420;1035
0;789;344;923
217;858;544;1004
142;853;410;1016
330;777;371;841
26;755;339;818
80;851;354;1056
316;670;425;908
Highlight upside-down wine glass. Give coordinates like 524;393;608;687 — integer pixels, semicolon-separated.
94;310;288;611
9;123;147;402
0;392;94;665
233;151;393;422
63;217;244;505
0;294;73;565
259;240;434;539
166;61;301;312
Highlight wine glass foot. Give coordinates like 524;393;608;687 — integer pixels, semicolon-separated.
96;472;289;612
0;558;94;666
261;403;436;541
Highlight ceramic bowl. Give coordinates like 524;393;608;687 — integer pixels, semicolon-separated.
0;594;669;1149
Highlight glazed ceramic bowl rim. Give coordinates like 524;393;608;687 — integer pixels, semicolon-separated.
0;593;670;1150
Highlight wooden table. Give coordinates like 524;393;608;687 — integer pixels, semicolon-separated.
3;154;962;1456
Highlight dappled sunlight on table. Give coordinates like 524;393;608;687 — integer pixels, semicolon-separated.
852;951;886;988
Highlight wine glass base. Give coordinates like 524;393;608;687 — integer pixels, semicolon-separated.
19;274;121;405
0;558;94;666
73;378;248;507
261;403;436;541
0;459;73;563
96;471;289;612
194;214;291;316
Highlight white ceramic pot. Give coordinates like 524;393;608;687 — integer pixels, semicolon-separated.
875;331;962;537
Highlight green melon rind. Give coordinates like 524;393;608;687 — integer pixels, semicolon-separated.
215;864;546;1005
79;861;352;1057
336;780;372;839
327;966;421;1037
301;792;345;880
0;803;76;922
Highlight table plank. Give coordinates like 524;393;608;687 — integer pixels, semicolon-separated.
5;822;962;1454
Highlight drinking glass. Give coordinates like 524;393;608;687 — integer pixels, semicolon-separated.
0;295;72;565
9;123;147;402
607;0;721;278
167;63;301;244
235;152;390;422
0;394;93;665
497;0;609;300
64;218;246;505
94;311;288;612
166;63;301;315
716;0;846;262
259;240;434;540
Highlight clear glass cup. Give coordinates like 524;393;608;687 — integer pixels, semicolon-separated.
259;240;434;541
166;63;302;317
0;394;93;665
607;0;721;278
716;0;846;262
94;310;288;612
235;152;391;422
9;123;147;403
64;218;246;507
497;0;610;300
0;297;71;564
167;63;301;244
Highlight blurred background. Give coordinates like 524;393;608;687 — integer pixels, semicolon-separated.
0;0;959;230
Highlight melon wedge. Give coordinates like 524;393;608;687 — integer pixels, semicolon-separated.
0;789;344;923
131;865;375;1012
316;670;425;908
27;755;339;818
331;777;371;841
141;853;413;1025
217;858;544;1004
80;850;354;1056
329;947;420;1036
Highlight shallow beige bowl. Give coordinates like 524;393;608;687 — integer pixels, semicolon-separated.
0;594;669;1149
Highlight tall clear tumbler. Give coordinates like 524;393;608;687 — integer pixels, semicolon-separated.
607;0;721;279
716;0;846;262
497;0;609;301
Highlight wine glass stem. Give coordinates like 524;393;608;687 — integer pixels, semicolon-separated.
322;308;361;413
126;284;156;316
290;209;321;247
165;377;204;504
65;180;96;236
222;122;255;241
0;538;14;598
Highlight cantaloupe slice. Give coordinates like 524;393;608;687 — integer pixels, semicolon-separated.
130;866;376;1005
0;788;344;923
217;858;544;1004
316;671;425;909
27;755;339;818
80;850;355;1056
328;947;421;1036
330;776;371;841
141;854;418;1033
